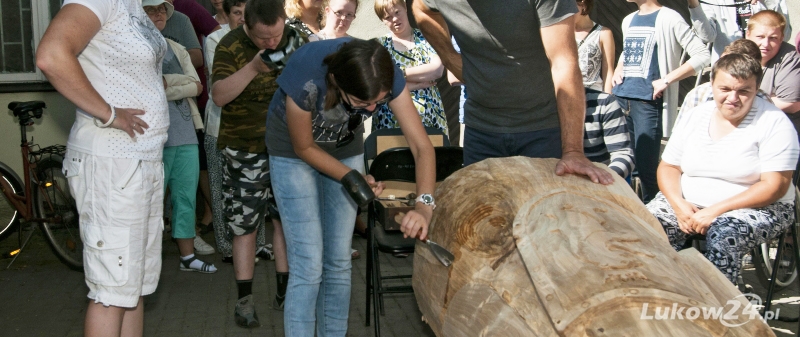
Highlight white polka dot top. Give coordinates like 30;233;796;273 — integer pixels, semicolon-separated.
64;0;169;160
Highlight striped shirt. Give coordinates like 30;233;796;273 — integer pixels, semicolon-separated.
584;89;635;178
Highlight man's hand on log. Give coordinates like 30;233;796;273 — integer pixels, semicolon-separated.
555;151;615;185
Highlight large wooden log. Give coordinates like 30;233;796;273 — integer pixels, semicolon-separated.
413;157;774;337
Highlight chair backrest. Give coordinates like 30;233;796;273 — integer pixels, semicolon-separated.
363;127;449;163
369;147;463;182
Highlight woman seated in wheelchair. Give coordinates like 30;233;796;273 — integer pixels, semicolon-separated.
647;53;799;284
264;38;435;335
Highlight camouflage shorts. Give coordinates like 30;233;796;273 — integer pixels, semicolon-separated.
221;147;273;236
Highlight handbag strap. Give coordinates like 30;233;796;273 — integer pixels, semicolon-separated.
577;23;600;49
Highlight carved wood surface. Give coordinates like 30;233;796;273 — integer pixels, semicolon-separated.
412;157;774;337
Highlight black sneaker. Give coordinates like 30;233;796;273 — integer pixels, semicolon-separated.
235;295;260;328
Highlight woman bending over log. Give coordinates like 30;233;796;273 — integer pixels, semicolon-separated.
265;38;436;336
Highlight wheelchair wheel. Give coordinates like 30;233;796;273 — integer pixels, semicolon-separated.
752;235;797;291
630;175;645;202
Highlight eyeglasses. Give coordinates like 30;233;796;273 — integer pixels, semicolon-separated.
332;10;356;21
144;6;168;15
340;90;392;113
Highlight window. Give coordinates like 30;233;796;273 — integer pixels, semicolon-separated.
0;0;60;83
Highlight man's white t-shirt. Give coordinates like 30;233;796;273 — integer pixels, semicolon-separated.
662;99;799;207
64;0;169;160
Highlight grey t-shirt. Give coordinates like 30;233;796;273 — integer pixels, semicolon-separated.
162;45;198;148
161;12;201;51
421;0;577;133
761;42;800;124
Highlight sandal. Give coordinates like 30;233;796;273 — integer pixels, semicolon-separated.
351;248;361;260
180;256;217;273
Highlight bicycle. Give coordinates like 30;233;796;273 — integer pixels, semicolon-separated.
0;101;82;270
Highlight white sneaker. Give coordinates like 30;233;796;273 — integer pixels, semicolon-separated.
256;244;275;261
194;236;216;255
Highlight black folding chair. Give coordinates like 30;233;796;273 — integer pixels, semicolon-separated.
362;128;463;336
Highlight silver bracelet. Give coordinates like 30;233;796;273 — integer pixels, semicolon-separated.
93;105;116;128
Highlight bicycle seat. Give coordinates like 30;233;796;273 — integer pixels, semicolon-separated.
8;101;46;117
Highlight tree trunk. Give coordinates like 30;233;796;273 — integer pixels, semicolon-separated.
413;157;774;337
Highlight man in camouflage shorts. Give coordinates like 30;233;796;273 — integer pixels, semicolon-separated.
221;149;271;236
210;0;294;327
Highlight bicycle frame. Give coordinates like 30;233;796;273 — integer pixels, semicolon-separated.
0;121;62;224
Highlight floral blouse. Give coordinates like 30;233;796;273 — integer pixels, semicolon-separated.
577;23;604;91
373;29;447;135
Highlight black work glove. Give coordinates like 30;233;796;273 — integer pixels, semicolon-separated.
340;170;375;207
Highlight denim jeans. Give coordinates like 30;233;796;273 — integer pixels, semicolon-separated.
270;154;363;337
616;96;663;203
462;126;562;165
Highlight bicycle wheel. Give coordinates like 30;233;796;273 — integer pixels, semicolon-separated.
752;235;797;291
33;156;83;270
0;165;23;241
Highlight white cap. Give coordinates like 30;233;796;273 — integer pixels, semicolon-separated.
142;0;175;19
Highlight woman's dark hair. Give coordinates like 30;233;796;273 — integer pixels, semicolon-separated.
577;0;593;16
722;38;762;64
223;0;246;15
323;39;395;110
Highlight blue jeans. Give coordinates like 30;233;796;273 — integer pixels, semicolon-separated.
463;126;562;165
616;96;662;203
270;154;363;337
